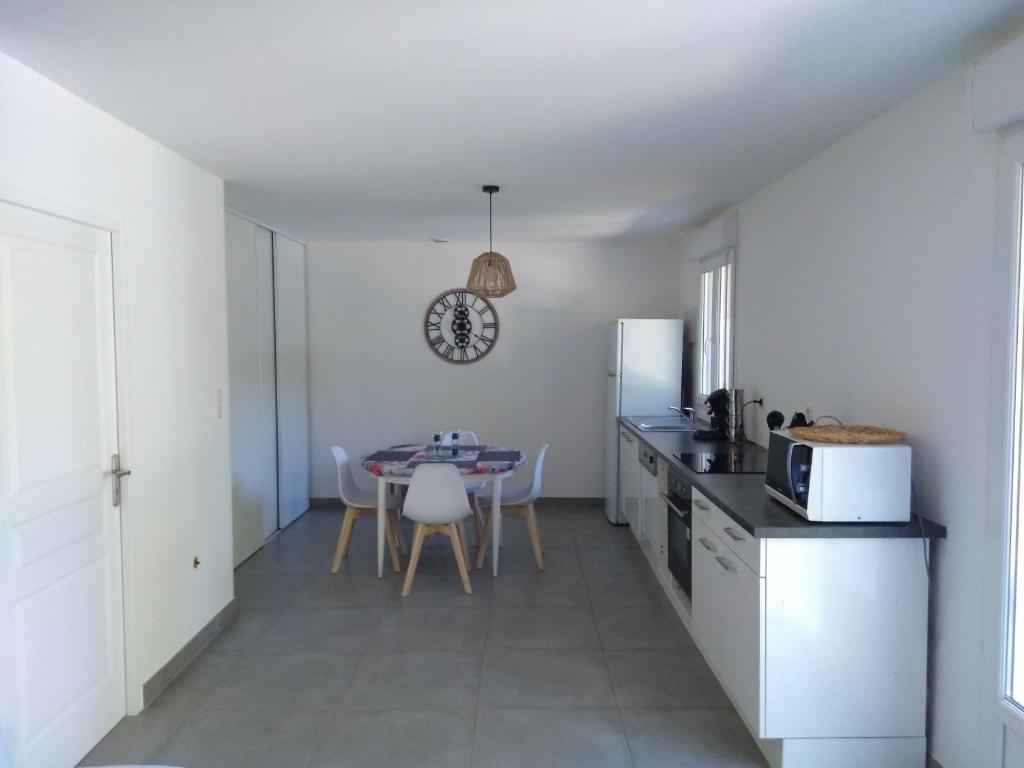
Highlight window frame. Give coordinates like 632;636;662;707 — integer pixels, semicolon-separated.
982;128;1024;763
698;248;736;399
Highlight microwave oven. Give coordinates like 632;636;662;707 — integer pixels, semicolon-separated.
764;431;911;522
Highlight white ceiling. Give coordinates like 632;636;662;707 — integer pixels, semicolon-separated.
1;1;1022;241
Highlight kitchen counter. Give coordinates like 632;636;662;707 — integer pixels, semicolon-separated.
619;418;946;539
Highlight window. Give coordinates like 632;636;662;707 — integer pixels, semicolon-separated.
698;253;735;397
1008;170;1024;711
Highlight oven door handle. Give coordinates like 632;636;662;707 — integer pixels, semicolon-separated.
660;493;688;519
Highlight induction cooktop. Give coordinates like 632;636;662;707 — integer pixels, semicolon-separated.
673;448;768;475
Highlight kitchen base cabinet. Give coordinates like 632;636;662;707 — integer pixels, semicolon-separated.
763;736;925;768
638;463;658;544
691;520;723;672
618;429;640;537
687;492;929;768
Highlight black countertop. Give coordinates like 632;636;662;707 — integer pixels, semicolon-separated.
619;418;946;539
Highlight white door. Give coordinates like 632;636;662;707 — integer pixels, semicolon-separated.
225;215;278;565
255;229;277;540
604;324;623;523
618;319;683;415
0;202;125;767
272;233;309;529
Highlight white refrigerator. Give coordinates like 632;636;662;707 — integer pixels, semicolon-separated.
604;319;684;524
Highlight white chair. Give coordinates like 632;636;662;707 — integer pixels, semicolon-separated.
330;446;405;574
476;444;549;571
401;463;474;597
440;429;487;546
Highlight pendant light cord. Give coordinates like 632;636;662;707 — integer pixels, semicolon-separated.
489;190;493;252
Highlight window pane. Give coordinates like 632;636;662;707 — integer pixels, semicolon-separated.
717;263;733;390
699;269;715;396
1009;171;1024;706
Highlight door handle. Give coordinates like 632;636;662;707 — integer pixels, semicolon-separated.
698;537;716;552
715;555;734;572
723;526;744;542
111;453;131;507
660;493;687;518
693;500;709;511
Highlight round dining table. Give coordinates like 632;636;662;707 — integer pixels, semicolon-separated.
360;445;526;577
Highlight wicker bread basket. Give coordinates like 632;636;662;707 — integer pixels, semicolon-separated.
789;425;905;445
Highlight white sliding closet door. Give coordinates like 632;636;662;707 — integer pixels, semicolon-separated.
225;214;278;566
273;233;310;528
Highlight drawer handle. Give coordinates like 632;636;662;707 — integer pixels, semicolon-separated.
723;526;744;542
698;537;716;553
715;555;734;572
693;500;710;511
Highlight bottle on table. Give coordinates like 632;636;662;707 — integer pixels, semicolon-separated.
451;430;460;457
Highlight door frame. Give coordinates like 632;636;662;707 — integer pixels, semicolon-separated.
0;181;142;715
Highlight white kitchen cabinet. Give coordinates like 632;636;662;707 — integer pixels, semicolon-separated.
688;490;928;767
716;546;764;732
638;468;657;545
644;483;668;565
692;518;723;672
618;429;641;538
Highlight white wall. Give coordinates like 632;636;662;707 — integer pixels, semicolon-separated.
307;239;683;499
0;52;233;702
680;68;998;768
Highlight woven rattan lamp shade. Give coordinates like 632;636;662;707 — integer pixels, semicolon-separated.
467;250;517;298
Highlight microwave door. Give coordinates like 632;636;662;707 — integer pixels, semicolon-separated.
789;443;812;510
786;442;798;500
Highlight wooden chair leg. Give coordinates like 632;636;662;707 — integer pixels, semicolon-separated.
525;502;544;570
449;523;473;595
470;493;485;545
475;509;494;570
386;513;401;573
457;519;471;566
390;509;408;554
332;506;357;574
402;523;427;597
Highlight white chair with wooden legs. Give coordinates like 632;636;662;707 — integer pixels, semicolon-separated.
330;446;403;574
401;463;474;597
441;429;487;548
476;444;549;571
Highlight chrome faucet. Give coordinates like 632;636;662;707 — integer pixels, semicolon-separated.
669;405;696;423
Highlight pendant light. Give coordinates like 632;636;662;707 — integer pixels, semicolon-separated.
466;185;516;298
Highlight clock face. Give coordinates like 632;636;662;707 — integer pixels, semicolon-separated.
424;289;499;364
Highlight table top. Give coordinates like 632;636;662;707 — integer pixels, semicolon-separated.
361;444;525;477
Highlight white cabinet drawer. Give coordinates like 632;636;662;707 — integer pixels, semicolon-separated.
692;488;764;576
692;517;764;732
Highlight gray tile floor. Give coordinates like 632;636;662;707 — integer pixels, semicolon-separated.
80;503;767;768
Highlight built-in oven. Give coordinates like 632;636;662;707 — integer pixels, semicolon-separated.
664;468;691;599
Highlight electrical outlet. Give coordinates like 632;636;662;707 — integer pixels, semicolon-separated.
216;389;223;419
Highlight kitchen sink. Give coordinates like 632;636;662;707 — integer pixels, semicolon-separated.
625;416;697;432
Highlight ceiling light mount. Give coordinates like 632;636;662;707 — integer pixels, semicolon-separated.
466;184;516;298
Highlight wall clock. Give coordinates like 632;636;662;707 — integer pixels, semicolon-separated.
424;288;499;363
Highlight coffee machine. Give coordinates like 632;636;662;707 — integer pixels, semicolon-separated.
694;387;744;443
